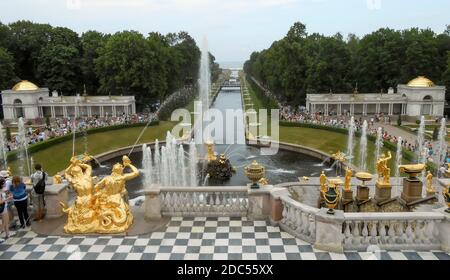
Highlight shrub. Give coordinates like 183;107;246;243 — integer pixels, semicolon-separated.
45;116;50;127
432;127;439;141
415;119;421;125
6;127;11;141
397;116;402;126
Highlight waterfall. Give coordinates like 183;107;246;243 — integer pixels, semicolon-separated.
359;120;368;171
437;117;447;175
0;122;8;169
417;116;425;163
346;116;355;166
375;127;383;166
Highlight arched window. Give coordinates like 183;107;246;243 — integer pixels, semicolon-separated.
421;96;433;115
13;99;24;118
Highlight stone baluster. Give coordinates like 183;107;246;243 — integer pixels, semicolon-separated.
378;222;387;244
362;221;369;245
344;221;351;246
295;209;302;233
309;214;316;239
397;222;406;244
405;221;414;244
352;221;361;245
370;222;378;244
388;221;396;244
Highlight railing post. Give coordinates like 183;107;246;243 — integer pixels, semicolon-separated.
144;186;162;221
314;208;345;253
247;186;272;220
434;207;450;253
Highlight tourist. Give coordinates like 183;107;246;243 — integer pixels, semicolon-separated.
0;178;15;243
10;176;30;228
30;164;47;221
0;170;15;229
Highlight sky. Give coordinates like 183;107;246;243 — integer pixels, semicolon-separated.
0;0;449;66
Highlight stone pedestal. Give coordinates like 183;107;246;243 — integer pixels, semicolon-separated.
247;186;271;220
314;208;344;253
342;189;353;203
43;183;69;218
374;182;392;203
356;185;369;202
401;178;423;203
144;187;162;221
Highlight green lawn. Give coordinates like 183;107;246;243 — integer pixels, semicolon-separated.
9;121;176;175
280;126;409;174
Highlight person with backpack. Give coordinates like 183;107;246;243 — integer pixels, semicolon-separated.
31;164;47;221
10;176;30;228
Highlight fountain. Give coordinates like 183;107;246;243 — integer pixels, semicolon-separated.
417;116;425;163
375;126;383;168
395;137;403;195
359;120;368;171
346;116;355;166
437;118;447;174
141;132;198;187
0;122;8;169
17;117;31;176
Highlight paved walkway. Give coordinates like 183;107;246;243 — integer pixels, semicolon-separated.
0;217;448;260
373;123;417;145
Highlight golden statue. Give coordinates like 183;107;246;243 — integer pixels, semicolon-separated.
53;174;62;184
93;155;139;233
258;177;269;186
376;151;392;185
319;171;327;192
61;155;139;234
7;166;12;177
62;156;97;233
426;171;436;194
205;138;216;162
344;167;352;191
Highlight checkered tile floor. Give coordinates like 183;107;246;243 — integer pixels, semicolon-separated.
0;217;449;260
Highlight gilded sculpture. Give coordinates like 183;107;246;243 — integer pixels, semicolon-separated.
61;155;139;234
376;151;392;185
344;167;352;191
319;171;327;192
426;171;436;194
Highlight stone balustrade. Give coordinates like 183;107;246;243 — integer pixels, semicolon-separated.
342;211;445;251
279;195;319;244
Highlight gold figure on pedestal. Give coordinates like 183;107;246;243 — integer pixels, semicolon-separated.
344;167;352;191
205;138;216;162
53;174;62;184
61;155;139;234
376;151;392;186
319;171;327;192
426;171;436;195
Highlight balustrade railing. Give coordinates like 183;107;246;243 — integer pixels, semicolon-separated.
342;212;444;251
159;187;248;217
279;195;319;244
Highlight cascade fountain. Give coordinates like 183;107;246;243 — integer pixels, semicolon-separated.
0;122;8;169
17;117;31;176
359;120;368;171
437;117;447;174
194;37;211;145
375;126;383;167
141;132;198;187
417;116;425;163
346;116;355;166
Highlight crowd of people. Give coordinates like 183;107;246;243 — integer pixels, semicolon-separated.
5;113;157;152
0;163;47;243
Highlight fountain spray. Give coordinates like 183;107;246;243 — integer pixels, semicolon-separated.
437;117;447;175
0;122;8;169
359;120;368;171
417;116;425;164
346;116;355;166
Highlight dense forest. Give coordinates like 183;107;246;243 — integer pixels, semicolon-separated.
0;20;220;110
244;22;450;105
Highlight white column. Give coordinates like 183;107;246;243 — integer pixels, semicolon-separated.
88;107;92;117
112;105;116;117
376;103;380;114
325;104;329;116
63;106;68;118
350;104;354;115
363;104;367;116
388;104;393;115
125;105;129;115
338;104;342;116
51;106;55;118
132;103;136;114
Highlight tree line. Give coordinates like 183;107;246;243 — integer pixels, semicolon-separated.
244;22;450;105
0;20;220;110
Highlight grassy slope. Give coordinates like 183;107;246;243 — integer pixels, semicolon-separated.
9;121;176;175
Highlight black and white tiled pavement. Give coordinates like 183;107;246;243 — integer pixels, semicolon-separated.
0;217;449;260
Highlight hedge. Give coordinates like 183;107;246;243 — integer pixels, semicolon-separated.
6;120;159;162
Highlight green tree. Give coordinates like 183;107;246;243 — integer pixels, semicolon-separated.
37;44;81;94
0;47;15;89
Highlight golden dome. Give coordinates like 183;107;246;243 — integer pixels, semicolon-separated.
12;80;39;91
407;76;435;88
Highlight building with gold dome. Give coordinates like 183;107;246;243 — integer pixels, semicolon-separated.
305;76;445;118
1;81;136;120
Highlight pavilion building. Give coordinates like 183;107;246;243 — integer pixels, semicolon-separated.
305;76;446;118
1;81;136;120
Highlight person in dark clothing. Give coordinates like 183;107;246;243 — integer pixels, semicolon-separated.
10;176;30;228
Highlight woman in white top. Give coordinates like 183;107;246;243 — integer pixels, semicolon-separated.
0;178;14;242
